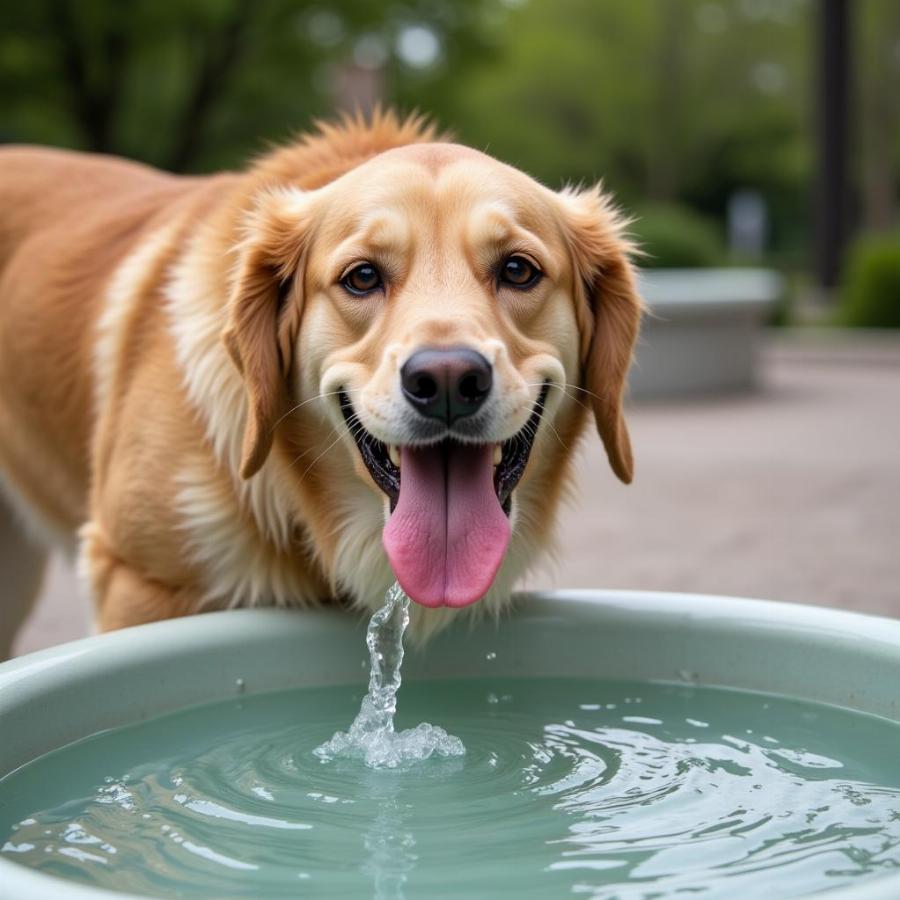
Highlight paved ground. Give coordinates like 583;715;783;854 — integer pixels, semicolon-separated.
12;331;900;657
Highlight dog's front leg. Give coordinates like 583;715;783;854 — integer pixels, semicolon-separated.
81;522;201;632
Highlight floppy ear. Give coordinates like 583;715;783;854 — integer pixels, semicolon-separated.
222;189;310;479
557;185;643;484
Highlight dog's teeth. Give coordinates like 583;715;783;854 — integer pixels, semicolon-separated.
493;444;502;466
389;445;401;468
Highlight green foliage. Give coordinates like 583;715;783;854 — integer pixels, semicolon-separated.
1;0;898;274
630;205;725;269
404;0;811;214
0;0;486;172
838;234;900;328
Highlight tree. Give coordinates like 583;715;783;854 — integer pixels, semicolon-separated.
858;0;900;233
0;0;487;172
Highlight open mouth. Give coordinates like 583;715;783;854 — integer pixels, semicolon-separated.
339;385;549;609
338;385;549;516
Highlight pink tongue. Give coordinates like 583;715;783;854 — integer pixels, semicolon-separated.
383;444;510;608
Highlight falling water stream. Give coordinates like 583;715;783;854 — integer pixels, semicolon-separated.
314;582;465;768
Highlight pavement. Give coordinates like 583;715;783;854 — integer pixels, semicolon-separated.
12;330;900;657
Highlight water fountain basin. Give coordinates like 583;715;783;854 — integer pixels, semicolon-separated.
633;268;782;397
2;590;900;899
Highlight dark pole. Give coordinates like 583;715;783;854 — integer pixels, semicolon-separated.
814;0;851;292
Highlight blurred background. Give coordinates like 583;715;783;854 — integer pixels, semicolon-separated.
2;0;899;654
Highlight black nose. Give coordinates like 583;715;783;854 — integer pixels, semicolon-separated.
401;347;493;424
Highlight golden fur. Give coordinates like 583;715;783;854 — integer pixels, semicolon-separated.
0;111;641;655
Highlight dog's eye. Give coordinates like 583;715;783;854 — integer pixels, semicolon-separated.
499;255;542;289
341;263;383;296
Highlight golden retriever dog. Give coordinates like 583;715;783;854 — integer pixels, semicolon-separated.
0;111;641;657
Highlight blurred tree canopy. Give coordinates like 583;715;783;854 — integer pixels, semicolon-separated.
1;0;898;268
4;0;262;166
0;0;490;171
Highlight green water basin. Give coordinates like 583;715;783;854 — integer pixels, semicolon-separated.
1;590;900;898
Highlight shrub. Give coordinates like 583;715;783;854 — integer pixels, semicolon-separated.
838;233;900;328
630;204;725;269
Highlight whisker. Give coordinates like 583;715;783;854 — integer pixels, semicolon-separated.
525;408;567;450
287;426;339;467
287;398;378;478
286;409;364;468
562;383;611;404
521;380;602;412
296;430;349;481
270;387;367;432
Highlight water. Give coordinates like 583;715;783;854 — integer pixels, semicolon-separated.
3;680;900;898
314;583;464;768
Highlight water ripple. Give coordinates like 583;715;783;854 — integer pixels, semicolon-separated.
2;678;900;898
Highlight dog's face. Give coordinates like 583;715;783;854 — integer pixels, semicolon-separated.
224;143;641;611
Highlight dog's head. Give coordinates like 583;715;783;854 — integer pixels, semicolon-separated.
223;140;641;611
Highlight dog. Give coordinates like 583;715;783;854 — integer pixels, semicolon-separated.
0;110;641;656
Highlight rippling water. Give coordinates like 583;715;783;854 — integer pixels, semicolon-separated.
3;678;900;898
315;583;465;768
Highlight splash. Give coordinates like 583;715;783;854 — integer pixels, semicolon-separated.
314;583;466;769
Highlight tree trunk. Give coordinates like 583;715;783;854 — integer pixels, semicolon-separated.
47;0;131;153
859;1;899;233
165;3;254;173
647;0;685;202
